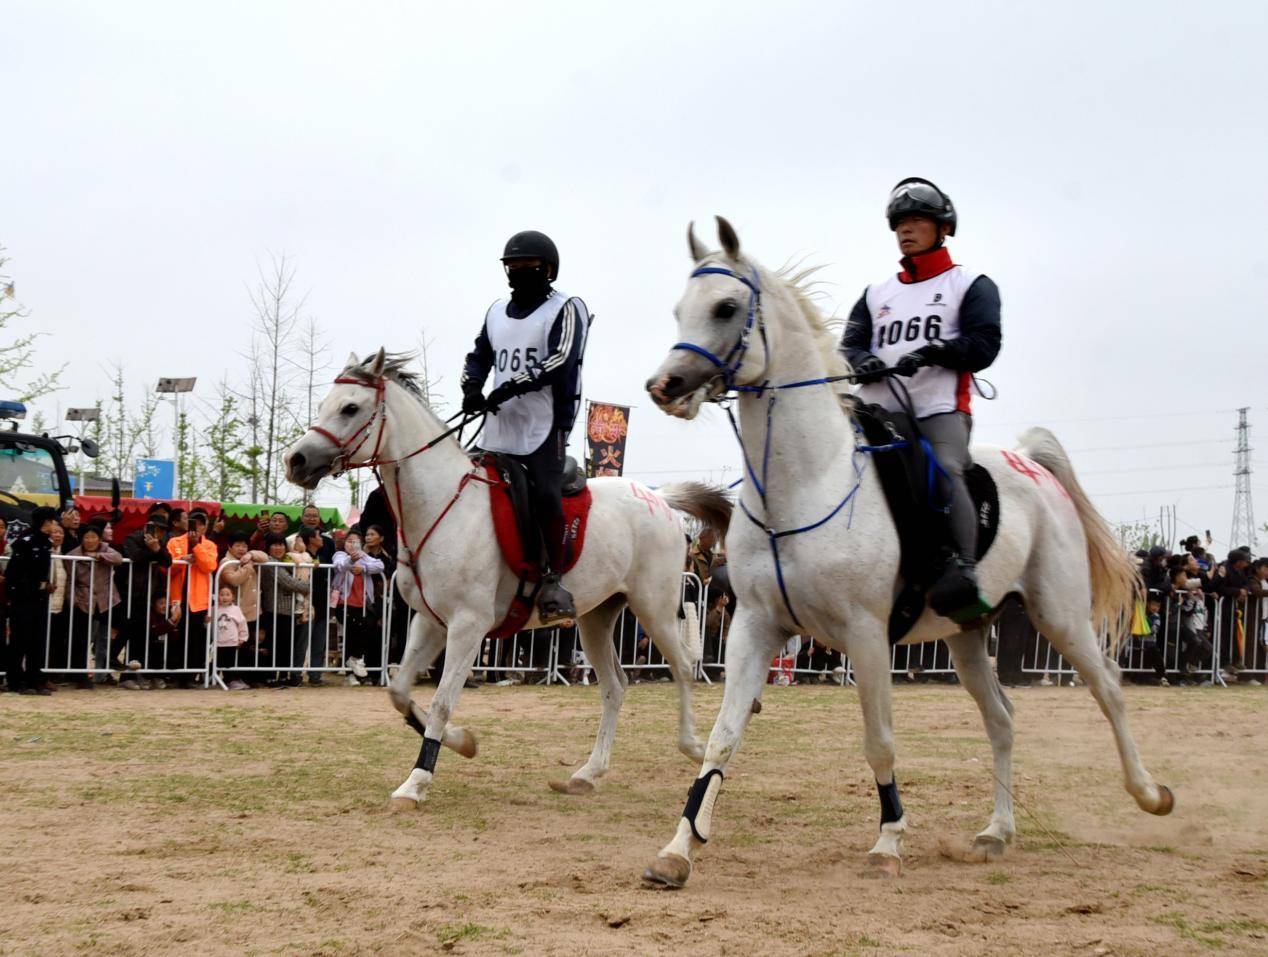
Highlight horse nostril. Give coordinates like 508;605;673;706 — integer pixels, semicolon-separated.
290;452;306;470
662;375;685;397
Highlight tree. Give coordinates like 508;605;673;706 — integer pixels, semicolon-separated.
0;245;64;402
285;317;332;504
95;360;161;485
239;252;306;503
198;377;254;502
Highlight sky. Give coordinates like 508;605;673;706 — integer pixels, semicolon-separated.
3;0;1267;550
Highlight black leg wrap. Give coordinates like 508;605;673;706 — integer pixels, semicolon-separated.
404;709;427;738
877;777;904;827
415;735;442;773
682;769;724;843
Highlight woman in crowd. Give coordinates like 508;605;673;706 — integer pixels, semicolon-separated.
331;531;384;685
217;532;268;683
256;532;310;688
67;522;123;684
294;527;332;685
59;505;81;552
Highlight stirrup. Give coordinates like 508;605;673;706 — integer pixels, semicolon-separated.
536;573;576;625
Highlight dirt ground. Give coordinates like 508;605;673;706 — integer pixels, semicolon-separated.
1;681;1265;957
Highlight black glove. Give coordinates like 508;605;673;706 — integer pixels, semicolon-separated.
461;390;486;415
485;382;517;414
894;344;943;378
852;353;887;384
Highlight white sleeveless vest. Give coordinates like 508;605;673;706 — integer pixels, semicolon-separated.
855;265;980;418
480;289;572;456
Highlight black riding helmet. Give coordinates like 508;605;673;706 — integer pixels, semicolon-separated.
501;230;559;279
886;178;957;236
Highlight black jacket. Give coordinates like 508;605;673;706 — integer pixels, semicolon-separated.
6;530;53;603
119;528;172;614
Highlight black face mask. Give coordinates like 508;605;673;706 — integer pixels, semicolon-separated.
506;265;550;307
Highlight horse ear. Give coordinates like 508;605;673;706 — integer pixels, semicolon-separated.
345;351;360;371
716;216;741;259
369;347;388;377
687;221;709;262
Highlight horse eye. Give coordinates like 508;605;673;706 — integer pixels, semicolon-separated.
713;299;738;321
341;404;359;416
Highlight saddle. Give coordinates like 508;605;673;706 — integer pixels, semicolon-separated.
474;452;592;638
853;404;1000;644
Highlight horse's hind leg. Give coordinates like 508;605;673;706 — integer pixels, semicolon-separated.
643;608;781;889
1036;613;1173;816
550;595;627;795
945;630;1016;860
627;587;704;761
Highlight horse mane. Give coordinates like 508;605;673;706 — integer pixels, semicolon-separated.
340;352;428;402
771;259;852;385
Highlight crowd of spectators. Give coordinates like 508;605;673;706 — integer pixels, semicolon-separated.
3;504;1266;693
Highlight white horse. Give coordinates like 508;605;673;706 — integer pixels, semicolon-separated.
285;350;731;806
640;218;1172;887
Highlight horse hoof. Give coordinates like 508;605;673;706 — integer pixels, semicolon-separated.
449;727;478;759
389;796;420;813
1149;784;1175;816
642;853;691;889
549;777;596;795
966;835;1007;863
865;852;902;878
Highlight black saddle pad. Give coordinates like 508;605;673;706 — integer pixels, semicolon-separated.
853;404;999;643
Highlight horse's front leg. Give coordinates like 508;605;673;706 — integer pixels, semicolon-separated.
848;621;908;877
390;614;486;811
642;607;781;888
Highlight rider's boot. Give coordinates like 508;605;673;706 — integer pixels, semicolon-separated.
928;556;991;624
537;571;576;625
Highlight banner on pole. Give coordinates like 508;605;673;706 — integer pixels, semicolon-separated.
585;401;631;477
135;458;176;499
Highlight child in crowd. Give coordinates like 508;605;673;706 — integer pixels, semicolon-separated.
257;533;310;687
1171;566;1213;680
331;531;384;684
140;591;183;690
215;585;251;691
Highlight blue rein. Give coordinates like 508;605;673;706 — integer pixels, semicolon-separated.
672;262;865;630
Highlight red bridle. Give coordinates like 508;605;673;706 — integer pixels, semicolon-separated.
306;373;494;628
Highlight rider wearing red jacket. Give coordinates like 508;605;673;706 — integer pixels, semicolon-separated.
840;178;1002;617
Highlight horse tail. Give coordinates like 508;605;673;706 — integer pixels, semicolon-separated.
657;482;733;535
1017;426;1138;656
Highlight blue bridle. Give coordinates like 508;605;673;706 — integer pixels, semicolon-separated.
671;264;765;392
668;262;865;629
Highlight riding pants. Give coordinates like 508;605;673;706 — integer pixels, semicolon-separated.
508;429;567;571
919;411;977;561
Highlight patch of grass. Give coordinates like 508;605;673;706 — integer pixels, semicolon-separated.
1145;844;1177;854
1147;912;1268;948
984;871;1010;885
437;922;503;946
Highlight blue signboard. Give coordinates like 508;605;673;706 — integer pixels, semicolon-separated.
135;458;175;500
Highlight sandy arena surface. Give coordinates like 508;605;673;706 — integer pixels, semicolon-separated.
1;681;1265;956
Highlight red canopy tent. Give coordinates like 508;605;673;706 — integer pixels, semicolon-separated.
74;496;222;542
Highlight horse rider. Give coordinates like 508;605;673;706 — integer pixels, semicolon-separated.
461;230;590;624
840;178;1002;617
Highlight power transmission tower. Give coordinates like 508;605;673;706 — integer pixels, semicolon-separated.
1230;408;1256;549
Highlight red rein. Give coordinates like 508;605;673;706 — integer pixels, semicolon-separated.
309;374;492;627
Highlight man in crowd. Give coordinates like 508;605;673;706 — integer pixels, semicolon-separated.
116;505;172;676
3;506;59;694
167;510;219;686
250;510;290;552
288;504;335;561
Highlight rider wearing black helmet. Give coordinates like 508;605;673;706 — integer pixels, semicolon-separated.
461;230;590;623
840;178;1002;619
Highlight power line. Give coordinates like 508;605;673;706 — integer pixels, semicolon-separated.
1089;483;1232;498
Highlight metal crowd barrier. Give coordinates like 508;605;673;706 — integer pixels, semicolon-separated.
5;551;1266;690
209;560;390;688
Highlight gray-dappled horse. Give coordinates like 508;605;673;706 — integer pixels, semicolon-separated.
639;218;1172;888
285;350;731;806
